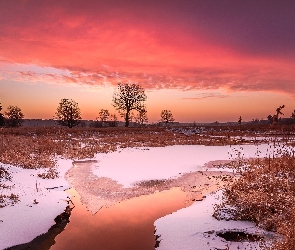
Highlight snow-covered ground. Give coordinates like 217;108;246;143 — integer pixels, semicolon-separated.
92;144;274;188
155;190;271;250
0;159;72;249
1;143;277;249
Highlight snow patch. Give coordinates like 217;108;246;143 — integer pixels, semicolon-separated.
154;190;271;250
0;159;72;249
92;144;272;188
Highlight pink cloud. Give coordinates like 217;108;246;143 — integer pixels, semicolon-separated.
0;1;295;96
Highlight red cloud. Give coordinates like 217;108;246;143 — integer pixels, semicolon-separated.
1;1;295;95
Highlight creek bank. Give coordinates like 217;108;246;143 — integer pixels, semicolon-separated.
5;205;73;250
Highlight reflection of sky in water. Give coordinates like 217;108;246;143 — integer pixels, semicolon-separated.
52;187;191;250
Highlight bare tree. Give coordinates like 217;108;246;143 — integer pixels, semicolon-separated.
112;82;147;127
135;108;148;125
160;110;175;123
276;105;285;116
97;109;110;126
272;105;285;125
5;105;24;127
55;99;82;128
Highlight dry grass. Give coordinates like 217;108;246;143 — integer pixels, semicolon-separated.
37;167;59;179
0;165;11;181
1;124;293;168
0;165;11;190
0;193;19;208
0;164;20;207
213;142;295;249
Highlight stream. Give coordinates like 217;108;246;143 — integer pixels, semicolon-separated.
50;187;194;250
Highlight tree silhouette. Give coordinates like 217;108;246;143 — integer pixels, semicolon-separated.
135;108;148;125
5;105;24;127
160;110;175;123
112;82;147;127
276;105;285;115
55;99;82;128
97;109;110;126
291;110;295;119
0;102;4;126
272;105;285;125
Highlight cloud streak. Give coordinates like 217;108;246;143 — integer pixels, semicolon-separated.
182;93;229;100
1;61;294;97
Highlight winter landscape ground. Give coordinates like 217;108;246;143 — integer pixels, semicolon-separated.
1;125;295;250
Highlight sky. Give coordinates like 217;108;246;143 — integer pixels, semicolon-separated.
1;0;295;123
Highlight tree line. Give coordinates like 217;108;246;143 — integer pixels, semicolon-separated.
0;82;175;128
3;83;295;128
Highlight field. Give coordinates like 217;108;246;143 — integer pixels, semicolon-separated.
1;124;295;249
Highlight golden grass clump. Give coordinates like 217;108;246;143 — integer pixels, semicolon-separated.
0;165;11;182
0;193;19;208
0;165;19;207
37;167;59;179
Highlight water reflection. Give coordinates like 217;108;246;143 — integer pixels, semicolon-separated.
51;187;193;250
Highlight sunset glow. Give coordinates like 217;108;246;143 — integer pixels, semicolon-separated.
1;1;295;122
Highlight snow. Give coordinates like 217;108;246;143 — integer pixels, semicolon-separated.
0;159;72;249
92;144;273;188
154;190;271;250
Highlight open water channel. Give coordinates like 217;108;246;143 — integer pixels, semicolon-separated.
50;187;194;250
